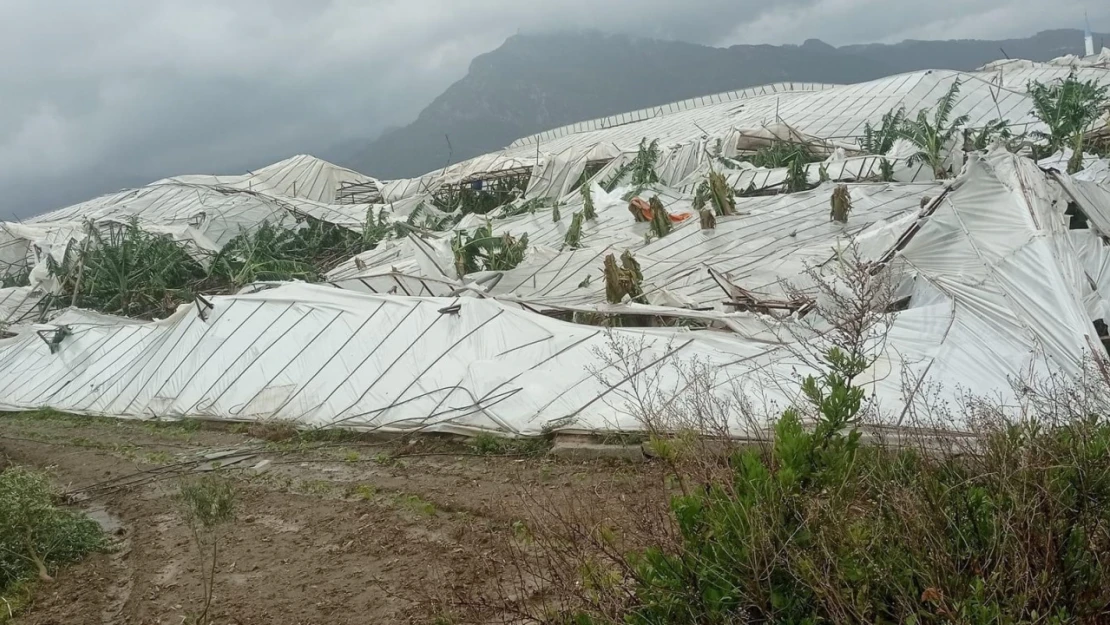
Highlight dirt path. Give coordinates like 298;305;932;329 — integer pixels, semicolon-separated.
0;413;659;625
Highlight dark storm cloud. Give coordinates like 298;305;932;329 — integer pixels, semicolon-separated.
0;0;1105;218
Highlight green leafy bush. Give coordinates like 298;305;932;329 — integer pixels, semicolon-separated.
0;467;104;589
546;349;1110;625
48;220;208;319
1028;71;1110;173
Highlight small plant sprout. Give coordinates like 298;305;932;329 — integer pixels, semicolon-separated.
178;475;237;625
830;184;852;223
551;202;561;223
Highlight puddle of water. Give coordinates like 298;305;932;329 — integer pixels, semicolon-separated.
83;503;124;534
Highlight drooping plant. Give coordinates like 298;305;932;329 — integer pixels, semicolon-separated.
581;184;597;221
452;224;529;278
48;219;209;319
603;251;645;304
648;196;673;239
830;184;852;223
901;79;970;179
859;107;907;155
1028;70;1110;173
564;212;584;250
878;158;895;182
209;221;320;287
692;181;710;213
708;171;736;216
964;119;1013;151
600;161;633;193
785;157;810;193
630;139;662;188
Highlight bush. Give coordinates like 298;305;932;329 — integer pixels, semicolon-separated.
521;349;1110;625
49;220;208;319
0;467;104;589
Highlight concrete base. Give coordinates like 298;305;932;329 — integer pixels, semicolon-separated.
548;440;646;463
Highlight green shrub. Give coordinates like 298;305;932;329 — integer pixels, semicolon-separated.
0;467;104;589
548;349;1110;625
49;220;208;319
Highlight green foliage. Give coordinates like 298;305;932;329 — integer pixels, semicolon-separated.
48;209;392;319
0;467;104;590
785;156;810;193
647;196;672;239
564;212;584;250
49;220;208;319
603;251;645;305
0;267;29;289
556;349;1110;625
432;175;528;215
965;118;1013;151
878;157;895;182
452;223;529;278
573;161;609;193
600;162;633;193
209;221;320;286
581;184;597;221
1028;71;1110;174
469;433;551;457
630;139;662;188
178;475;236;532
860;107;907;155
707;171;735;216
400;201;460;233
902;79;971;179
750;141;819;169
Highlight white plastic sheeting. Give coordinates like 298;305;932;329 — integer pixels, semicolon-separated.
369;65;1109;207
153;154;378;205
1;149;1105;435
0;284;807;436
332;179;941;311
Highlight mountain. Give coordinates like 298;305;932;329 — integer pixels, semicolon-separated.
343;29;1106;180
841;29;1104;73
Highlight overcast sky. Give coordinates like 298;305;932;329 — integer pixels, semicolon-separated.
2;0;1105;218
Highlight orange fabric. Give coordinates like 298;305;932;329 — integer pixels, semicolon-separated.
630;196;692;223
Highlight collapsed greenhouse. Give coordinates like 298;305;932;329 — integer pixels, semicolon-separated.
1;53;1109;437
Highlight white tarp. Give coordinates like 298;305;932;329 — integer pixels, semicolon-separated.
1;148;1105;435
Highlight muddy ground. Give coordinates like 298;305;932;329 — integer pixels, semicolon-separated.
0;412;664;625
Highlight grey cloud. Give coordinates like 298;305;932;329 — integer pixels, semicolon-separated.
0;0;1104;218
